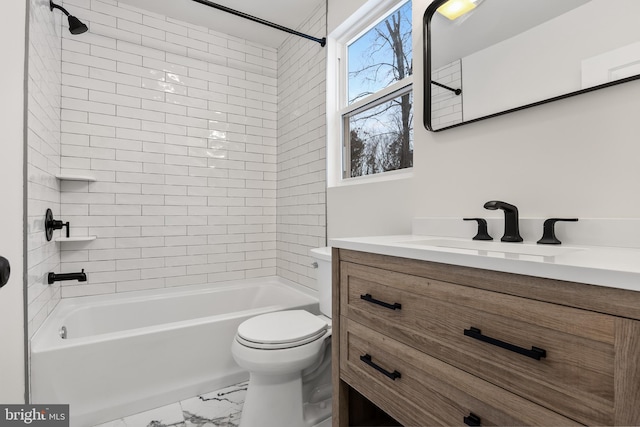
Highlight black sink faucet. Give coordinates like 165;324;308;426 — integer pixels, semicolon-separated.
483;200;523;242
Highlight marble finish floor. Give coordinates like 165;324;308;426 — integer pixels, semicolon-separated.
94;381;248;427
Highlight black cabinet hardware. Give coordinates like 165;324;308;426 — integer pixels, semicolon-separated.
0;256;10;288
463;218;492;240
360;293;402;310
360;354;401;380
464;327;546;360
537;218;579;245
463;413;482;426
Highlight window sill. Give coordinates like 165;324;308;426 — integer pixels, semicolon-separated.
329;168;413;188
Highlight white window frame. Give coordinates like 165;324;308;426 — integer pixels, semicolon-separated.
327;0;413;187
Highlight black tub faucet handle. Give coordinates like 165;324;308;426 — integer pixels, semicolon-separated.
463;218;492;241
45;208;71;240
537;218;579;245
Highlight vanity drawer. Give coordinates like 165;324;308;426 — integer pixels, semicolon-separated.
340;261;615;425
341;318;581;427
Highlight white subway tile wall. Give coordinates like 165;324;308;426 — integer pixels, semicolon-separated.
59;0;283;297
26;0;328;323
27;0;63;337
431;59;463;128
276;2;327;291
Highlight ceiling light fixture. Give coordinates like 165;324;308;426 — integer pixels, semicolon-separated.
437;0;479;21
49;0;88;35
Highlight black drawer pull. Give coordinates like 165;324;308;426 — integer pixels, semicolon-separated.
464;413;481;426
464;327;547;360
360;293;401;310
360;354;401;380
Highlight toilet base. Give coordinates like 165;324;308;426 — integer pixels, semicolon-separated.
240;372;304;427
239;371;332;427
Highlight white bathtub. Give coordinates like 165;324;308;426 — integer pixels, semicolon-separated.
30;277;319;427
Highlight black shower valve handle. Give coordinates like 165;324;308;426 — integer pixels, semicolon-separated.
463;218;493;241
45;209;71;241
537;218;579;245
52;220;70;237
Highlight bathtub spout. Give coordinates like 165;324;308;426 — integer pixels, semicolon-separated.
48;269;87;285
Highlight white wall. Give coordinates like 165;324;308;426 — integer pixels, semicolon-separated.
0;0;27;404
27;0;63;338
58;0;279;297
328;178;415;237
328;0;368;34
277;2;327;290
463;0;640;120
327;0;640;239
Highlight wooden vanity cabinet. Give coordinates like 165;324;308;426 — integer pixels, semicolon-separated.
332;249;640;426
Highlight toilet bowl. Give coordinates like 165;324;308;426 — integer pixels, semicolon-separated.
231;247;333;427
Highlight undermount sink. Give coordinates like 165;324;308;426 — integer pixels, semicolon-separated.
401;238;582;257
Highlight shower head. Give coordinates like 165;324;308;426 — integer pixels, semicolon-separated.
67;14;88;34
49;0;88;35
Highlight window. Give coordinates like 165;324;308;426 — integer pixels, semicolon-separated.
340;0;413;179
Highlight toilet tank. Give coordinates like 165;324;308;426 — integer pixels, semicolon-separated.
310;247;332;318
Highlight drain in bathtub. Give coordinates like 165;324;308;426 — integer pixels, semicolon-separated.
59;326;67;339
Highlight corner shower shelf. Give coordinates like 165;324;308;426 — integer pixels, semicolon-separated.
55;236;97;243
55;174;96;182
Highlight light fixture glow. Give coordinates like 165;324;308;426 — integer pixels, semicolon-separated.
437;0;477;20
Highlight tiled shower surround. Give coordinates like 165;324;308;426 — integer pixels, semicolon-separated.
27;0;63;336
47;0;327;299
26;0;327;336
276;3;327;291
58;1;276;297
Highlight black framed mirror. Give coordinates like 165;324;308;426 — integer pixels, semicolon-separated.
424;0;640;131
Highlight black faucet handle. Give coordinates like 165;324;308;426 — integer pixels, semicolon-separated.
537;218;579;245
45;209;71;241
463;218;493;241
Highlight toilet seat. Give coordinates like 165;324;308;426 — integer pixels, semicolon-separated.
237;310;329;350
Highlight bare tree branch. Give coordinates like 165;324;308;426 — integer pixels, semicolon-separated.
347;1;413;177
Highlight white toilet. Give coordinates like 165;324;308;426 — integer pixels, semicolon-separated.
231;247;333;427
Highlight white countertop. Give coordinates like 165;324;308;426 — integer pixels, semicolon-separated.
329;235;640;293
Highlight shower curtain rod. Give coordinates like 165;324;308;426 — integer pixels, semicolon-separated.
191;0;327;47
432;80;462;95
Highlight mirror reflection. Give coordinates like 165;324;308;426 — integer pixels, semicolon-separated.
424;0;640;131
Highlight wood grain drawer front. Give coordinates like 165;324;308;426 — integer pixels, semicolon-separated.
340;261;615;425
341;318;581;427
